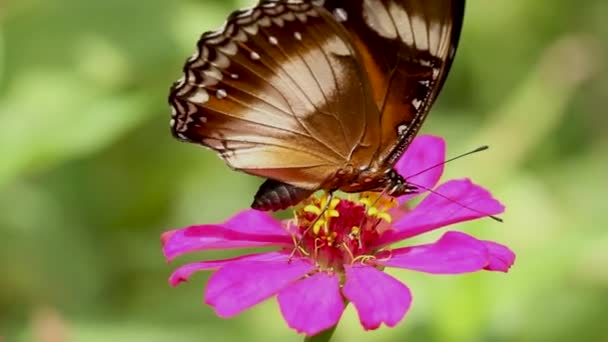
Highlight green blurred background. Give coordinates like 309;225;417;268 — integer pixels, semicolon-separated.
1;0;607;341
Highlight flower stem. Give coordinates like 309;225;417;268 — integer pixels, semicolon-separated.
303;325;337;342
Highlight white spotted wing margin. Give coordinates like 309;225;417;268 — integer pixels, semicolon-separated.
168;0;382;190
321;0;466;166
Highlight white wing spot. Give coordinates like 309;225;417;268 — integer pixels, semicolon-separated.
188;89;209;103
432;68;440;78
268;36;278;45
216;89;228;99
250;51;261;60
200;116;208;123
294;31;302;40
397;124;408;135
230;73;239;79
333;8;348;22
169;119;176;127
419;80;430;87
412;99;422;110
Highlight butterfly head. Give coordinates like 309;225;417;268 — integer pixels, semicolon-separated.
385;169;418;197
336;167;417;199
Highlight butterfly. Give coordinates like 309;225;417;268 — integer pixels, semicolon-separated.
169;0;465;211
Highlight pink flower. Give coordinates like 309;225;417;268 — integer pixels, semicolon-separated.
162;135;515;336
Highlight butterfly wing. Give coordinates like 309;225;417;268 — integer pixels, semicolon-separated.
323;0;465;166
169;1;380;190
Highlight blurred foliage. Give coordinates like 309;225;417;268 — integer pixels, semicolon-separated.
1;0;607;341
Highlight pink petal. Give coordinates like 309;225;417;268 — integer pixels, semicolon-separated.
482;241;516;272
205;258;314;317
343;265;412;330
168;251;290;286
377;231;491;274
163;209;292;261
223;209;288;235
376;179;505;247
394;135;446;204
277;272;344;335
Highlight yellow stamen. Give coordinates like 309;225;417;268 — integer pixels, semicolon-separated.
300;193;344;237
327;209;340;218
358;192;397;223
289;236;310;258
304;205;321;215
341;242;355;262
314;238;324;258
352;254;376;265
359;197;372;207
376;212;392;223
375;249;393;262
329;198;341;208
312;219;326;235
326;231;338;243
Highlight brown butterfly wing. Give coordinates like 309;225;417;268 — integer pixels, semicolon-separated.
169;1;380;190
323;0;465;166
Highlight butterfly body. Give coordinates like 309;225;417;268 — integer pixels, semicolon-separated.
251;166;415;211
169;0;465;211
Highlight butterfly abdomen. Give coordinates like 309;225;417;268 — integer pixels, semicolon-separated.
251;179;314;211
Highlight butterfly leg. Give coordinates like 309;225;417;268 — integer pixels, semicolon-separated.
289;191;334;260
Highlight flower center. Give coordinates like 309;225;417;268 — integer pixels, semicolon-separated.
291;192;397;271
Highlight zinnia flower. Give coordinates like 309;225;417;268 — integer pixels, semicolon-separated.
162;135;515;336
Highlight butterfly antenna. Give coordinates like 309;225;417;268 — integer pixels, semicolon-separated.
406;180;503;223
405;145;489;179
